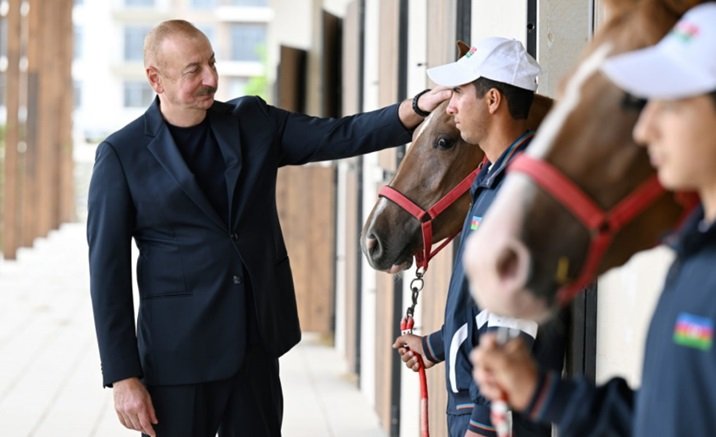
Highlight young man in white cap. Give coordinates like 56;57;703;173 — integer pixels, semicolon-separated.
472;4;716;437
392;36;567;437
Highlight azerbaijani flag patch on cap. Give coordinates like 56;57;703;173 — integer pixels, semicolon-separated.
673;312;713;351
671;21;700;43
470;216;482;231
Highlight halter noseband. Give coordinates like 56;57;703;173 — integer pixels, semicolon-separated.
379;165;481;271
508;154;668;304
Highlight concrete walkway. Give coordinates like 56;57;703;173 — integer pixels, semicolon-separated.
0;222;386;437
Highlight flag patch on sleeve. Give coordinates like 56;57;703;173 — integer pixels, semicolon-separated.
470;216;482;231
673;312;713;351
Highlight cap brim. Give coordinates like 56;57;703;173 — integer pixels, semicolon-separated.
602;46;714;100
427;62;479;87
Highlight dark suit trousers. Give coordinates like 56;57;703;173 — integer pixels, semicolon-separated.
144;345;283;437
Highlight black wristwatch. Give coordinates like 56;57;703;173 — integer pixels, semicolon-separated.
412;89;432;117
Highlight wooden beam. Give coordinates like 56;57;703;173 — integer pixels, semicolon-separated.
23;0;41;247
2;0;23;259
35;0;60;236
58;0;75;224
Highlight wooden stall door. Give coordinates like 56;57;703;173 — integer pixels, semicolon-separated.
276;167;336;335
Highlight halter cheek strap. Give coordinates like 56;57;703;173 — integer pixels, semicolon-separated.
379;165;481;271
509;154;672;304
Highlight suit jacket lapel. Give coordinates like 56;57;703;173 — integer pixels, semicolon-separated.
144;100;228;231
209;103;243;229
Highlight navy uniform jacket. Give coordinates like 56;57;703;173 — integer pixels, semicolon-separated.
524;205;716;437
87;96;411;387
420;131;567;437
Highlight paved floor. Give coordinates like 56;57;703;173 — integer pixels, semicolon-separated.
0;222;386;437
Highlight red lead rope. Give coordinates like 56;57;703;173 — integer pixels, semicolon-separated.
401;272;430;437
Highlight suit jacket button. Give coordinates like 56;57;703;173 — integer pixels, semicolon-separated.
233;275;242;284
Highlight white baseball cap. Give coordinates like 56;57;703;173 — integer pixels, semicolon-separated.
601;3;716;100
427;37;541;91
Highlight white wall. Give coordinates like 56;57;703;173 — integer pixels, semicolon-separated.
596;246;673;386
471;0;527;46
359;0;381;406
536;0;591;97
399;2;428;435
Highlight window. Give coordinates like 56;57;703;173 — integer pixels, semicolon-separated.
123;81;154;108
125;0;154;6
227;0;267;5
124;26;151;61
226;77;248;97
190;0;216;8
0;73;5;107
229;24;266;62
74;81;82;109
74;26;83;60
197;25;215;43
0;18;7;58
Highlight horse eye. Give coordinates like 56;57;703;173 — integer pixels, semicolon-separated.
435;136;454;149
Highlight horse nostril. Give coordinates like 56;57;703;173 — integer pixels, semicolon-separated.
365;233;382;258
497;246;519;281
495;242;529;289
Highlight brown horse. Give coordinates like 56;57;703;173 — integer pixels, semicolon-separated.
463;0;703;321
361;79;554;273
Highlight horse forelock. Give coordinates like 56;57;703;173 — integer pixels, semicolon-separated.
527;42;614;160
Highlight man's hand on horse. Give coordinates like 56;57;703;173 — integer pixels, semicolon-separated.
417;86;453;113
398;86;453;129
392;334;436;371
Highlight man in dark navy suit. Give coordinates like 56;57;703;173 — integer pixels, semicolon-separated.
87;19;450;437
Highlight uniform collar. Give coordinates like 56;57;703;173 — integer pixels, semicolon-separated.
472;130;534;193
667;204;716;256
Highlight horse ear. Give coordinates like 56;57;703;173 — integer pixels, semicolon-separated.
456;40;470;60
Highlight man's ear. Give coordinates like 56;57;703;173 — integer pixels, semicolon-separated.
486;88;502;114
146;66;163;93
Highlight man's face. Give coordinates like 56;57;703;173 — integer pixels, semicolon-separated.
633;94;716;192
446;83;489;145
151;33;218;117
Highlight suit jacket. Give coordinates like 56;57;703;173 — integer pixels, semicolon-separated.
87;96;411;387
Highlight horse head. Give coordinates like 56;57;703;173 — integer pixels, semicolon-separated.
464;0;703;321
361;41;553;273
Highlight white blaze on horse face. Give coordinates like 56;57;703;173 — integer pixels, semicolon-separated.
462;43;615;319
412;110;436;145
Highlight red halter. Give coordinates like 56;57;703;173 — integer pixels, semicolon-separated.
508;154;670;304
379;164;482;271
